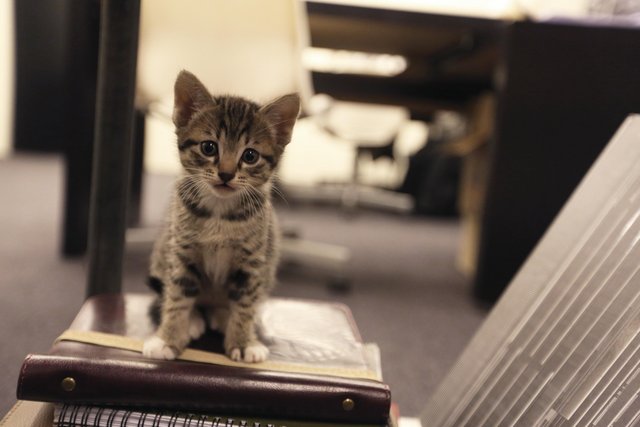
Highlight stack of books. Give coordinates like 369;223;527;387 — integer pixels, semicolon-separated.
13;293;394;427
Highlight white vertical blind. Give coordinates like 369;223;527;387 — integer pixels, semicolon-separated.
0;0;14;158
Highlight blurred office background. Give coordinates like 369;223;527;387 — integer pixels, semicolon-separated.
1;0;640;419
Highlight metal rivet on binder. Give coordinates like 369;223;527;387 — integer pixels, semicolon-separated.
342;398;355;411
61;377;76;392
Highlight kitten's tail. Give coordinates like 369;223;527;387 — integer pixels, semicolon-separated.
147;275;164;294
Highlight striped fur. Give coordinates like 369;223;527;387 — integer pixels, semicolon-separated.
143;70;300;363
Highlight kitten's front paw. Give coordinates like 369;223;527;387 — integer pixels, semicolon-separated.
244;342;270;363
228;341;269;363
142;336;178;360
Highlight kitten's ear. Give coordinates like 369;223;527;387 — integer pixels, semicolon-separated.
173;70;213;128
260;93;301;146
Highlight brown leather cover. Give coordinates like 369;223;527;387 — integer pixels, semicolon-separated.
16;294;390;424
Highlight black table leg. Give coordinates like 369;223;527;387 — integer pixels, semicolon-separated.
61;0;100;258
86;0;140;297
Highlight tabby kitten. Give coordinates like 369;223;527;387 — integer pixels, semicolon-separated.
143;70;300;363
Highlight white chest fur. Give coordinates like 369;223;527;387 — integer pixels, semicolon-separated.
202;244;234;287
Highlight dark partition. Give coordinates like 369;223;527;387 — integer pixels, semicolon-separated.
475;20;640;302
13;0;72;152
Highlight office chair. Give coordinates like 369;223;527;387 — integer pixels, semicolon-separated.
279;0;420;214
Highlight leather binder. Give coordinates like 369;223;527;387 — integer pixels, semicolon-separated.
17;294;391;424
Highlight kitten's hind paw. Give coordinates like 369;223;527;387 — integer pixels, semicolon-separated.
142;336;178;360
206;308;229;333
189;311;206;340
228;341;269;363
229;348;243;362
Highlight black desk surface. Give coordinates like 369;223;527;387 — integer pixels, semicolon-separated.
305;1;506;117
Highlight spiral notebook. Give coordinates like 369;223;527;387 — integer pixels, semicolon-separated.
52;404;391;427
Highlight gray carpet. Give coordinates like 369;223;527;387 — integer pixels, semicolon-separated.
0;154;487;418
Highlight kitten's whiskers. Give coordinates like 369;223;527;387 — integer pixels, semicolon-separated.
269;173;288;206
240;184;264;219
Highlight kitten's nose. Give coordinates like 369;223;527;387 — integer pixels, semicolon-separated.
218;171;235;183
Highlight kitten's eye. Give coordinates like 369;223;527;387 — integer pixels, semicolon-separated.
200;140;218;156
242;148;260;164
